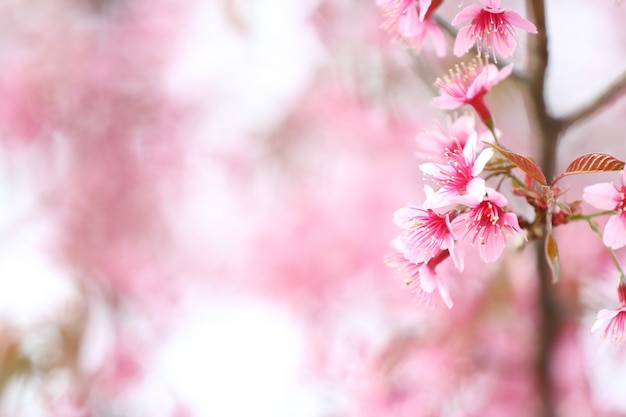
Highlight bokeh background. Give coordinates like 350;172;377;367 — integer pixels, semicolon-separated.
1;0;626;416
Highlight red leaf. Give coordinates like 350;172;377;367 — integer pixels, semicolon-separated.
564;153;625;175
486;143;547;185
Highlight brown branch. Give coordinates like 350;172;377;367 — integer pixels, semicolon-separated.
526;2;559;417
558;70;626;131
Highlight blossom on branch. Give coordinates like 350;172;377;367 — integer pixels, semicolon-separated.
378;0;446;56
452;188;523;263
432;58;513;129
385;240;454;308
452;0;538;59
415;114;494;163
393;186;463;269
582;168;626;249
419;132;493;206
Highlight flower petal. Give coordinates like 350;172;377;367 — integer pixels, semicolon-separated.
451;4;482;25
603;214;626;249
583;183;620;210
453;25;475;57
504;10;538;33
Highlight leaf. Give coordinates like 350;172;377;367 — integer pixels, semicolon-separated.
485;143;547;185
483;152;517;172
545;232;560;283
564;153;625;176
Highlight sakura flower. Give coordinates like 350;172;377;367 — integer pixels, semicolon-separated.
385;240;454;308
453;188;522;263
582;169;626;249
591;283;626;343
432;58;513;128
452;0;538;59
393;186;464;270
378;0;446;56
419;132;493;206
415;114;494;163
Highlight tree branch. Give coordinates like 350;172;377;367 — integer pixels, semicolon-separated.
558;70;626;131
526;2;558;417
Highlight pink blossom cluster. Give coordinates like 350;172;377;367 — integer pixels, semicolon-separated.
381;0;626;345
378;0;537;59
389;115;523;307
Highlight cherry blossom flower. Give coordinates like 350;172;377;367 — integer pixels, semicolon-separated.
378;0;446;56
419;132;493;206
385;239;454;308
415;114;494;163
582;169;626;249
591;283;626;343
393;186;464;269
452;0;538;59
432;58;513;128
453;188;523;263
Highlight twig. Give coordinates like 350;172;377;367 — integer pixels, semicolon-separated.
558;70;626;131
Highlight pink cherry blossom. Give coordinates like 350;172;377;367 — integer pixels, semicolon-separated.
452;0;538;59
582;169;626;249
432;58;513;127
378;0;446;56
419;132;493;206
415;114;494;163
393;186;464;269
385;240;454;308
591;283;626;343
452;188;523;263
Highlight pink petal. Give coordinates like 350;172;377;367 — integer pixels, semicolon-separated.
493;34;517;58
462;132;478;161
479;233;505;263
420;264;453;308
432;95;464;109
393;206;420;228
419;264;437;293
591;309;617;333
398;5;421;37
503;212;522;232
418;0;432;21
504;10;538;33
427;23;446;57
488;63;514;86
486;187;508;207
603;214;626;249
466;178;487;202
419;162;441;177
481;0;501;9
473;148;495;175
436;276;454;309
448;239;464;272
453;25;476;57
451;4;482;25
583;183;620;210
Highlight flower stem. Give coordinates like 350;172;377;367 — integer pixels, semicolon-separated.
587;219;626;281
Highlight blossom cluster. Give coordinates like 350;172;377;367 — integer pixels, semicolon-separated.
388;115;523;307
380;0;626;343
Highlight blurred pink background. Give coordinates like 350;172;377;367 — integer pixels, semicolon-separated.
0;0;626;416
